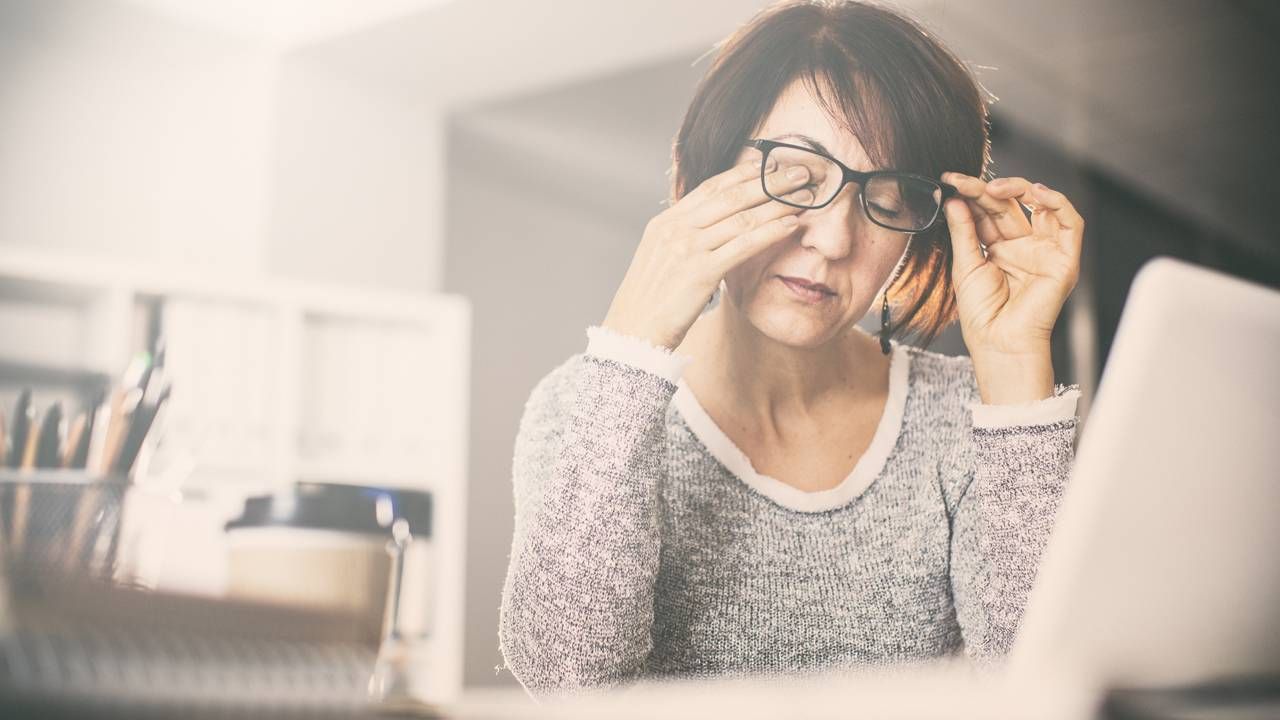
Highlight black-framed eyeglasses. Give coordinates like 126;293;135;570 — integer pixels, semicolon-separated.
747;138;959;234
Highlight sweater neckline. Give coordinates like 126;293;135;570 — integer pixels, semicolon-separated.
672;340;911;513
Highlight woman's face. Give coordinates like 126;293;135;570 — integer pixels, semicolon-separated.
722;78;911;349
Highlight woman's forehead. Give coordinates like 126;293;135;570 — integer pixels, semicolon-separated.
753;79;879;172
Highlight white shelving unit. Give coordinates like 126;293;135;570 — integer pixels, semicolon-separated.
0;245;471;700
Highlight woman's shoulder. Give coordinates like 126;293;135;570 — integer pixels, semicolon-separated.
516;351;686;459
521;350;678;421
522;352;588;416
513;353;590;459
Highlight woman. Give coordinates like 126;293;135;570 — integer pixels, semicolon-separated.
499;0;1084;696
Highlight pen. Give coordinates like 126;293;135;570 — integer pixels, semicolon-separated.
115;388;168;475
114;363;169;475
121;352;152;394
8;388;31;469
90;351;153;473
35;402;63;469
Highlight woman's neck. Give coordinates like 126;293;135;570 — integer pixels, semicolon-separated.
677;301;889;436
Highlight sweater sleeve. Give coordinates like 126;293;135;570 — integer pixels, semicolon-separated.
942;358;1081;663
497;327;690;697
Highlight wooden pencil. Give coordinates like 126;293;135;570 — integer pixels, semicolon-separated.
61;412;89;469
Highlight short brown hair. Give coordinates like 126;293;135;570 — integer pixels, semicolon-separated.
671;0;992;348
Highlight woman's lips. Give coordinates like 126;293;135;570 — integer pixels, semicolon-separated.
778;276;835;303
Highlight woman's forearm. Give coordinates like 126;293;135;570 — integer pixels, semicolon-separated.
949;383;1081;661
499;353;673;696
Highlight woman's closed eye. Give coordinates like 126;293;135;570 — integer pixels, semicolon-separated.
869;202;902;218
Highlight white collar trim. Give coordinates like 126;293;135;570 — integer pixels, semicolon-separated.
673;341;911;513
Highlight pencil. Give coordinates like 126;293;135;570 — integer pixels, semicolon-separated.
10;407;41;553
8;388;31;469
61;412;89;469
19;407;41;470
85;390;121;476
99;388;142;475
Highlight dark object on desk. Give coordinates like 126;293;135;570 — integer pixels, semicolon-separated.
0;567;384;719
1101;676;1280;720
226;481;433;537
225;481;435;645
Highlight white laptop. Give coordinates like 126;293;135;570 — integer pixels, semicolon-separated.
1009;255;1280;688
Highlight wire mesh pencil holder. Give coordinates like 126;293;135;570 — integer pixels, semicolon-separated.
0;469;130;585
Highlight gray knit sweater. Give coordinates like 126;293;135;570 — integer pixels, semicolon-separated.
498;325;1081;697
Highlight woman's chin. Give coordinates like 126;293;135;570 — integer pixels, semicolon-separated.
747;306;843;348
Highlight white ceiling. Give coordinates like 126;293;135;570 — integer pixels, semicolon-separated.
120;0;455;47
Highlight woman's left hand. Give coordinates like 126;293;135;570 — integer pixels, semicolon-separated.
939;172;1084;404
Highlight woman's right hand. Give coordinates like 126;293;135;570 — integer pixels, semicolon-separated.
601;157;815;350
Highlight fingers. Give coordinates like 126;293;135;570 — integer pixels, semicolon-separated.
683;162;811;229
967;201;1007;248
697;186;811;250
1029;182;1084;263
984;238;1040;282
1029;200;1061;242
680;159;763;206
708;213;800;273
985;176;1036;205
943;172;1033;244
941;174;1085;285
942;197;986;281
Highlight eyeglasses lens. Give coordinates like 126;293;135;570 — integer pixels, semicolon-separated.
864;175;943;232
761;146;842;208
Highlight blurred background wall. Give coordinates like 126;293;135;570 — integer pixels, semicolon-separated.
0;0;276;269
2;0;1277;691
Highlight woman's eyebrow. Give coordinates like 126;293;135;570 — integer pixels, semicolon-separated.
771;132;881;172
773;133;835;159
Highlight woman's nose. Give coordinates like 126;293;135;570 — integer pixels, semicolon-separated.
797;188;864;260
